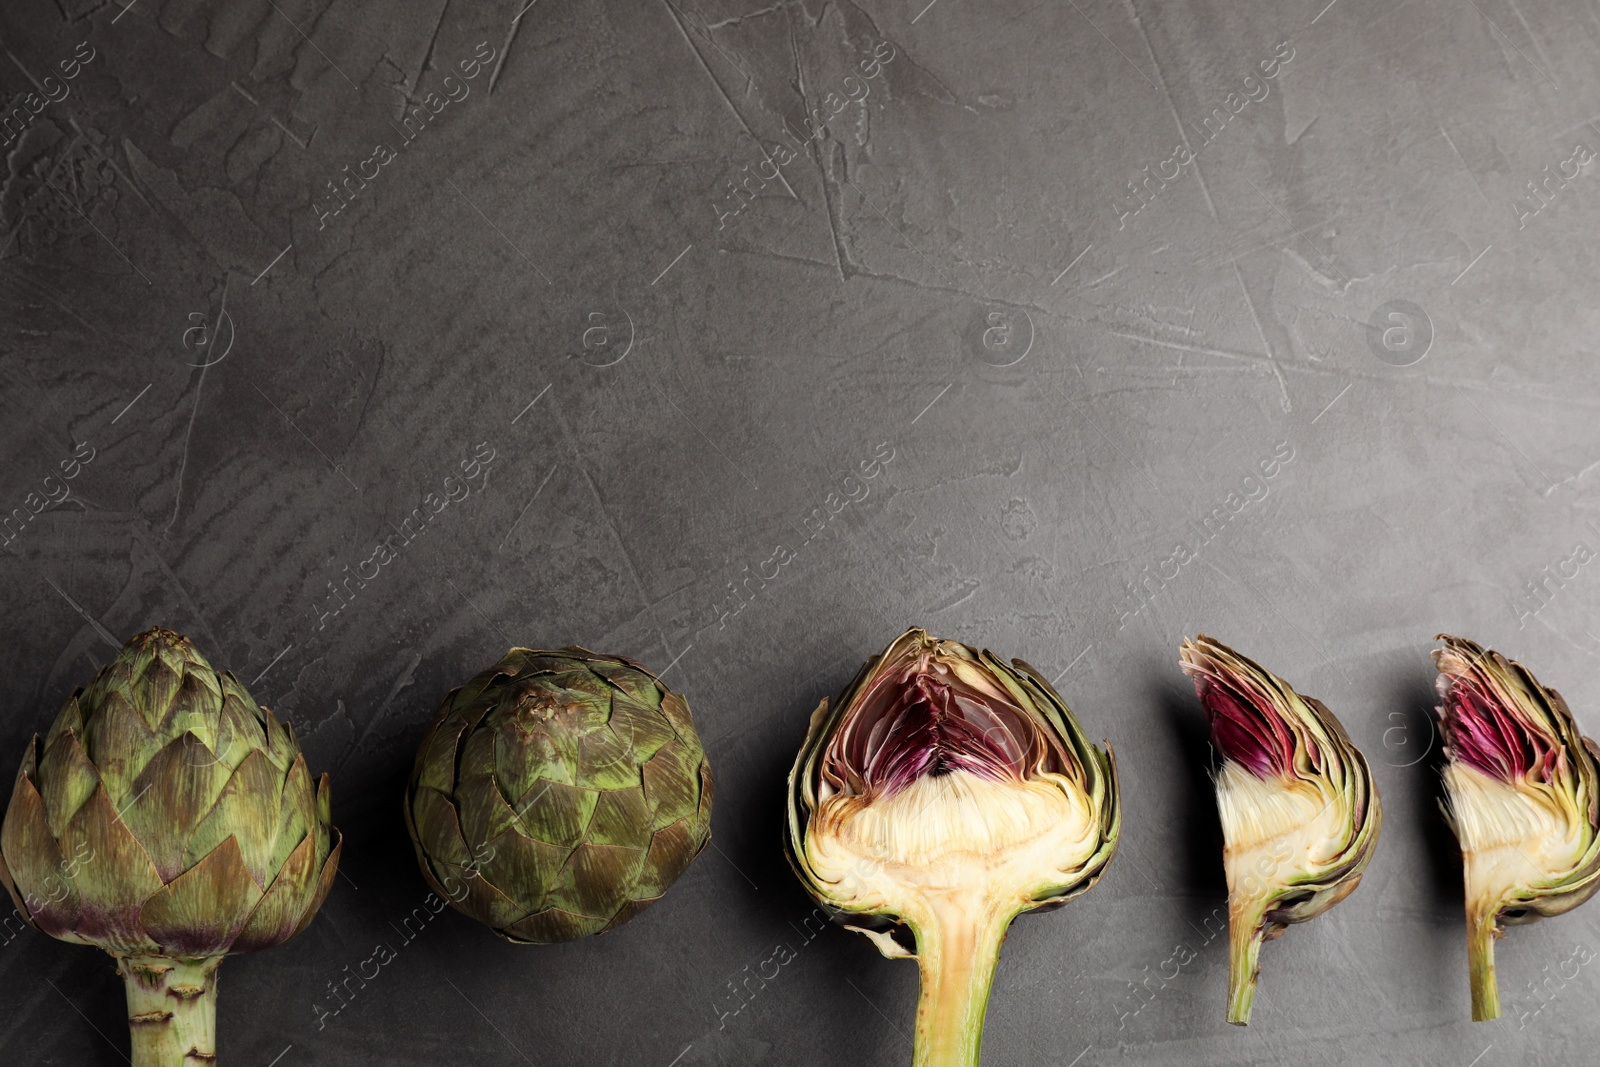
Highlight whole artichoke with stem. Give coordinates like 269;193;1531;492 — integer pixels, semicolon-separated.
1434;635;1600;1021
1178;635;1381;1025
786;628;1119;1067
0;628;342;1066
405;646;713;942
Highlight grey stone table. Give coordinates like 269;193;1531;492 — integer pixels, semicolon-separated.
1;0;1597;1063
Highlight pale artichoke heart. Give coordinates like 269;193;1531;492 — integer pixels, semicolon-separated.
1445;762;1586;910
804;768;1100;924
1216;761;1347;904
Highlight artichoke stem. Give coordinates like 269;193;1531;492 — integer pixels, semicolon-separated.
1467;909;1500;1022
910;895;1011;1067
1225;906;1265;1026
118;955;221;1067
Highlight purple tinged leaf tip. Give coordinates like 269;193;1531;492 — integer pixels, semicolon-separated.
1436;650;1553;784
1196;675;1294;779
826;638;1040;799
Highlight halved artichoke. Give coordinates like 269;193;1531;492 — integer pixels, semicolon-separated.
1434;634;1600;1021
1179;635;1381;1024
786;628;1118;1067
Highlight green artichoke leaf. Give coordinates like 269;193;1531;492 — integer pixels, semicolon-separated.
515;779;600;849
640;739;701;824
534;670;615;723
476;828;565;915
547;842;645;919
606;695;678;762
458;725;500;783
586;785;654;847
140;836;262;957
292;821;342;939
506;905;607;944
122;734;231;883
587;663;660;707
637;819;699;899
36;727;101;840
576;728;639;792
491;716;566;802
1;759;79;939
78;690;160;804
59;784;163;956
455;776;522;847
410;786;472;869
232;830;319;953
186;749;284;889
267;754;316;876
415;715;470;795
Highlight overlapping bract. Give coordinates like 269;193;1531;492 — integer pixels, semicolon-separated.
0;628;341;959
1434;635;1600;1020
786;628;1119;1067
405;647;713;944
1180;635;1380;1025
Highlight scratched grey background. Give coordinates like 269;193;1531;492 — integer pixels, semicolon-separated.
1;0;1598;1063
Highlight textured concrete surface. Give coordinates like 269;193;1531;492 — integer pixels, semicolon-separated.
2;0;1600;1063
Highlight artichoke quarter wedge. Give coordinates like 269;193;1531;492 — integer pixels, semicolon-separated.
1434;635;1600;1021
405;646;713;943
0;628;342;1066
785;628;1119;1067
1179;635;1381;1025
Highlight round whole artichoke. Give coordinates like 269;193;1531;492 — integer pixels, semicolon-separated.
405;647;714;943
0;628;341;1066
